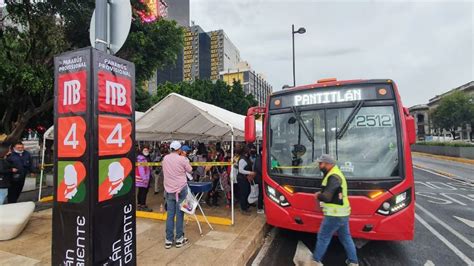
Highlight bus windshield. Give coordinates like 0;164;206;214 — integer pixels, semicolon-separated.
269;105;400;180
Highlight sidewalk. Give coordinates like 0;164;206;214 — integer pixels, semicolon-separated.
0;203;268;265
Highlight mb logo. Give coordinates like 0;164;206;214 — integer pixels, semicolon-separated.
63;80;81;106
106;80;127;106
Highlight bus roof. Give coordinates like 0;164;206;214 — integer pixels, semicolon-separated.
272;79;395;97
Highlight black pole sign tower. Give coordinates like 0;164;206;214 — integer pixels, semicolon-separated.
52;47;136;265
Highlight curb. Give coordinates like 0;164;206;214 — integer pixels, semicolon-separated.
136;210;233;226
412;152;474;165
413;164;474;185
213;215;270;266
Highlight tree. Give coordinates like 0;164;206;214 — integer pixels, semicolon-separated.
0;1;183;143
431;91;474;140
154;79;258;115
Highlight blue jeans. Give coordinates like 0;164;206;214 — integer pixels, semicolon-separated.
0;188;7;204
165;187;188;242
313;216;358;264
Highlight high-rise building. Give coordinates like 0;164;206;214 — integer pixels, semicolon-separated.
166;0;190;27
220;61;273;106
158;25;242;84
182;25;211;81
209;30;241;80
149;0;190;93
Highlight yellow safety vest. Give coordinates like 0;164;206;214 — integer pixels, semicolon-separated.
320;165;351;217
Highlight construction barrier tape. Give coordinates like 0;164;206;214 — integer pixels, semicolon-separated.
41;161;232;168
273;165;316;169
136;161;232;167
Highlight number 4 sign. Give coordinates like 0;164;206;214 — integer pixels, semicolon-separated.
58;116;87;158
98;115;132;156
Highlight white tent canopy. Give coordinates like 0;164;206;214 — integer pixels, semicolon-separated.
135;93;261;141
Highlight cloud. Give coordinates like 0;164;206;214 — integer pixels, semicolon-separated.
191;0;473;106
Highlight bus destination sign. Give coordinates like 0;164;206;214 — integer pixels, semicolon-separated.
271;84;393;109
294;89;362;106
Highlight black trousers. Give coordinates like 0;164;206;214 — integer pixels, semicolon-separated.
237;177;250;211
255;175;264;210
8;178;25;203
137;186;149;205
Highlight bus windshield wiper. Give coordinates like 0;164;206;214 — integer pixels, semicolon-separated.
336;100;364;140
291;106;314;143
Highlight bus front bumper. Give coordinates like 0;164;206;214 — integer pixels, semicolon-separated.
265;199;415;241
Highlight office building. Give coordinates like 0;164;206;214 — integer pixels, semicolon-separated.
158;25;242;84
149;0;190;93
166;0;190;27
208;30;241;80
220;61;273;106
409;81;474;140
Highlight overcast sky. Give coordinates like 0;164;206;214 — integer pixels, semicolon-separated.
191;0;473;107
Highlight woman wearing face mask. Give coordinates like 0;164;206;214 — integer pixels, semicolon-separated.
136;146;152;212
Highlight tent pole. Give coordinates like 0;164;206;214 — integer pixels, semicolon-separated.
230;126;235;225
38;135;47;201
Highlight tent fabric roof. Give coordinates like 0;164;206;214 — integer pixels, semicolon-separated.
136;93;260;141
43;111;144;140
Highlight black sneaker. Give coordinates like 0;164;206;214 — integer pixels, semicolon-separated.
175;236;188;248
165;240;173;249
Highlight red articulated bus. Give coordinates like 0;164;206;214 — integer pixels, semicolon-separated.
245;78;417;241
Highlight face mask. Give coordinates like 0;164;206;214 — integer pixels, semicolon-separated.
14;149;24;154
143;151;149;156
320;167;328;176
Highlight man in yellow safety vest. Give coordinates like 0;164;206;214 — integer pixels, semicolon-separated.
313;154;358;266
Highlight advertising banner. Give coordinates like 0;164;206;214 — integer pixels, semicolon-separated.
53;47;136;265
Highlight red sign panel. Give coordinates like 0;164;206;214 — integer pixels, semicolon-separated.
57;116;87;158
98;115;132;156
98;71;132;115
57;71;87;114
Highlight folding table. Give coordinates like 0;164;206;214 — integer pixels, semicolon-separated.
188;181;214;235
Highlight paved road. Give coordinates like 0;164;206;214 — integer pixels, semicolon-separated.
253;161;474;265
412;154;474;183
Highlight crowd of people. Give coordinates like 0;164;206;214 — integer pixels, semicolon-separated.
135;141;264;248
135;141;264;213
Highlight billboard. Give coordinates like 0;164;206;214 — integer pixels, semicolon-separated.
53;47;136;265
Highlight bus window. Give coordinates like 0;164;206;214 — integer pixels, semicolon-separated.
326;106;400;179
269;110;325;177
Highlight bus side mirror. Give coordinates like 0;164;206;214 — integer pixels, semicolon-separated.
403;107;416;145
245;114;256;143
406;114;416;145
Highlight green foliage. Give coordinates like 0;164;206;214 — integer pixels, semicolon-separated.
416;141;474;147
153;80;258;115
431;91;474;138
0;1;183;142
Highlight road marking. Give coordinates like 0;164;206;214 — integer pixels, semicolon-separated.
252;228;277;266
454;216;474;229
415;214;473;265
414;166;473;186
424;260;435;266
293;240;314;266
416;192;453;205
427;182;457;190
416;203;474;248
440;193;472;206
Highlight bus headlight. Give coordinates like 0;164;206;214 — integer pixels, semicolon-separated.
377;188;411;216
265;184;290;207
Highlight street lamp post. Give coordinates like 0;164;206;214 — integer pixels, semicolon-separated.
292;24;306;87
